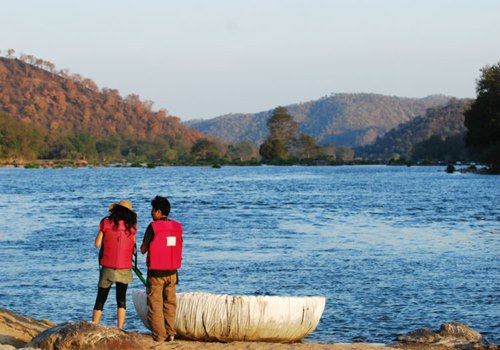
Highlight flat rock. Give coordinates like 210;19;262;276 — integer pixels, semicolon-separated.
0;307;55;348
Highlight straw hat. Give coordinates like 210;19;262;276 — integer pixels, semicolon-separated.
108;199;134;212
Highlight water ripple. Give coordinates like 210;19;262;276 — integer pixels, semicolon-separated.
0;166;498;343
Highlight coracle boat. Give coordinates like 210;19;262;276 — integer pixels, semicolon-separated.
132;290;326;342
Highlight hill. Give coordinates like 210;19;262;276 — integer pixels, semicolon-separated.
187;93;452;147
0;55;206;162
357;98;472;160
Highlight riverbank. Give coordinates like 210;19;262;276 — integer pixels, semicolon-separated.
1;308;497;350
0;307;393;349
1;159;496;175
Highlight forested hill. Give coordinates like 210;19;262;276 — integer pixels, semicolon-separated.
187;93;452;147
0;56;206;161
357;98;472;160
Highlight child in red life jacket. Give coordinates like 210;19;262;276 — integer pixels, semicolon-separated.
92;200;137;329
141;195;183;342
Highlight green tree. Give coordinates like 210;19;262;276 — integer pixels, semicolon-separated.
44;131;97;161
412;134;467;163
96;135;123;161
464;62;500;169
68;132;98;160
228;141;259;161
336;147;355;161
298;134;321;159
319;144;336;161
191;138;222;161
259;106;298;162
0;112;44;160
129;141;156;162
259;139;287;162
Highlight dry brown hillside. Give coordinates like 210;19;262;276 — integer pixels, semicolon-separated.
0;56;204;146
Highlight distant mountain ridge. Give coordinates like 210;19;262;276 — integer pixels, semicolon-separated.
187;93;453;147
357;98;472;159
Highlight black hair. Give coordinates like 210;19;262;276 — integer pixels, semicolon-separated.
151;195;171;216
109;205;137;235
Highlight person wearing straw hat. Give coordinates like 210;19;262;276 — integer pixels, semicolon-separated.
92;200;137;329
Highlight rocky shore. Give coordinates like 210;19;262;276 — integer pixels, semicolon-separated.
0;307;497;350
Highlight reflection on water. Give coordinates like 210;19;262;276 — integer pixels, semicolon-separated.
0;165;498;343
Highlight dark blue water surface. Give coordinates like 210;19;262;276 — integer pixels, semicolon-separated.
0;165;498;343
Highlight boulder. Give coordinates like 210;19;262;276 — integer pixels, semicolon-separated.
439;322;484;344
396;322;494;349
397;328;442;344
0;307;55;348
25;321;146;350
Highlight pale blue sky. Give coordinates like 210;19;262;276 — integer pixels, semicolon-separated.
2;0;499;120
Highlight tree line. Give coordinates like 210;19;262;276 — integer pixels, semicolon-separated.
0;105;355;166
1;49;498;169
0;110;258;165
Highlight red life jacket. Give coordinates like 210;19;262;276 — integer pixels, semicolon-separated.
147;219;183;270
99;218;136;269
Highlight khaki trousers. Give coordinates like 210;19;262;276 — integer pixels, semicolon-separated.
147;274;177;341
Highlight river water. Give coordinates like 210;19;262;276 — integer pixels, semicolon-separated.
0;165;498;343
